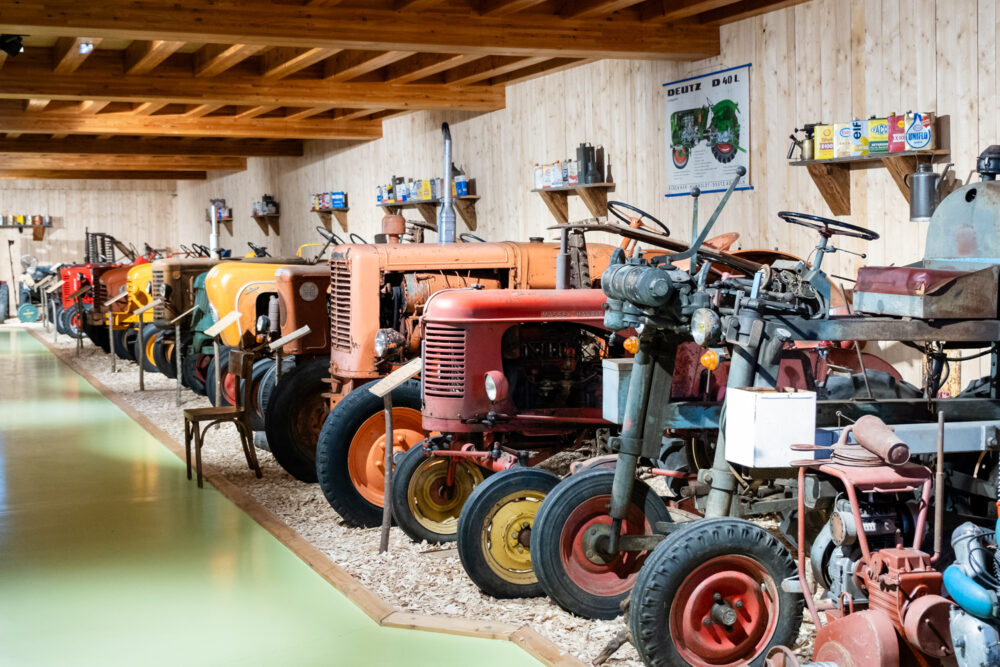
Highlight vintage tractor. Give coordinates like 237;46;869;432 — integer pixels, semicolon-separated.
532;148;1000;646
670;98;742;169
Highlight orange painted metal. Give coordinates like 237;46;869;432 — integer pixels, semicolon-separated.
274;264;330;357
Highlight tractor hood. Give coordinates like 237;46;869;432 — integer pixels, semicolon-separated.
205;261;291;347
424;288;607;326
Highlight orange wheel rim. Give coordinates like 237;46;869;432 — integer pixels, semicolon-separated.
145;334;158;364
347;407;423;507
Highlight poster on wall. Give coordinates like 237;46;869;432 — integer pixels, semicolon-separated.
664;63;752;197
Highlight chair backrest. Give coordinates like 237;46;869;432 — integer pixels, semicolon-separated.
226;348;256;415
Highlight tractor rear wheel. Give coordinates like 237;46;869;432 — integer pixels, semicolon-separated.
243;358;274;432
711;142;737;164
63;304;86;339
256;356;295;419
391;444;486;544
84;320;111;353
628;517;802;667
533;469;673;619
457;467;560;598
316;379;423;527
152;334;177;378
111;328;134;360
205;347;236;406
263;357;327;482
181;352;211;395
134;323;161;373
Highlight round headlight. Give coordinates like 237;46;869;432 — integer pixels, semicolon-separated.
483;371;507;402
374;329;388;357
484;373;498;401
256;315;269;333
690;307;722;347
299;281;319;302
144;280;153;294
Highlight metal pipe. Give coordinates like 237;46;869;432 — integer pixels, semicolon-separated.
380;394;395;552
668;166;745;265
933;410;945;562
438;123;456;244
209;203;220;259
555;227;569;290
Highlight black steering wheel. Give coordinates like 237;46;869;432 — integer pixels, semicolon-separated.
316;225;344;245
349;233;367;244
248;241;270;257
778;211;879;241
460;233;486;243
607;201;670;236
192;243;210;257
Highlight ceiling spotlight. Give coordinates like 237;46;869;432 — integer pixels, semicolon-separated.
78;40;94;55
0;34;24;57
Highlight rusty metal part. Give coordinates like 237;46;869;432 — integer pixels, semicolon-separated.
813;609;901;666
901;594;953;658
852;415;910;465
381;214;406;243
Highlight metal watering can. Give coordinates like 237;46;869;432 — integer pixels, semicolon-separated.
905;162;953;222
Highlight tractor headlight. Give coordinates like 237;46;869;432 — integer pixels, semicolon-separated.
374;329;389;357
144;281;153;294
255;315;269;334
483;371;507;402
374;328;405;358
690;308;722;347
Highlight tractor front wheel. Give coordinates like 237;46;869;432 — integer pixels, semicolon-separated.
457;467;560;599
391;444;486;544
533;469;673;619
712;142;737;164
63;304;86;339
628;517;802;667
316;379;424;527
134;323;161;373
263;357;327;482
152;334;177;378
205;347;237;406
181;352;211;395
112;328;136;361
672;147;690;169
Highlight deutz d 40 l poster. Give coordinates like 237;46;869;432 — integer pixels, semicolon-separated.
664;64;751;197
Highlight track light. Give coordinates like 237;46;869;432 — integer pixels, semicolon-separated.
78;40;94;55
0;34;24;57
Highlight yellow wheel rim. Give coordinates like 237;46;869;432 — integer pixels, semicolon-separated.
481;489;547;584
145;332;158;364
406;457;484;536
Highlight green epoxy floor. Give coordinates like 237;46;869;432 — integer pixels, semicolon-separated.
0;329;538;667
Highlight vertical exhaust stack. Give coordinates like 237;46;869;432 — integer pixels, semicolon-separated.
438;123;456;244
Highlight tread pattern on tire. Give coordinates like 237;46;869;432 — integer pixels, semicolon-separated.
628;517;803;667
263;356;327;483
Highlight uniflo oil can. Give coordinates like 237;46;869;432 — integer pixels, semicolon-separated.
904;112;935;151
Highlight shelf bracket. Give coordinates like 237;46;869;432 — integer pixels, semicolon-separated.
805;163;852;216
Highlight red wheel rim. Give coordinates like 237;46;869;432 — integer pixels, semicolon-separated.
669;555;779;666
558;494;656;598
674;148;687;162
195;354;211;384
716;143;734;153
223;372;237;404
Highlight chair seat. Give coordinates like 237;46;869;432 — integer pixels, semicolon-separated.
184;405;242;421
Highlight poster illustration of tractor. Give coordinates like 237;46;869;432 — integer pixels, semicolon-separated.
664;64;751;196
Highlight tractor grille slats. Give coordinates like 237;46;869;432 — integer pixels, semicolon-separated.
93;280;107;310
329;259;352;351
152;269;166;320
423;324;466;397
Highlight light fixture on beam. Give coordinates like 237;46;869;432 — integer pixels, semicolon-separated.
0;35;25;58
78;40;94;56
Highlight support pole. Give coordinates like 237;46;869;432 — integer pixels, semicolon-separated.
380;393;394;554
109;314;116;373
213;339;221;405
175;322;182;407
40;289;48;332
137;321;145;390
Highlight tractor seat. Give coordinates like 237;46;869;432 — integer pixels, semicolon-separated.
853;264;1000;319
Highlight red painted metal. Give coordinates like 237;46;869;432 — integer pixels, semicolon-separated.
855;266;969;296
669;555;780;666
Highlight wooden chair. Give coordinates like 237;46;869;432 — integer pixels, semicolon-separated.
183;348;262;487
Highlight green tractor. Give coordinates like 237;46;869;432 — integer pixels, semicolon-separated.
669;98;741;169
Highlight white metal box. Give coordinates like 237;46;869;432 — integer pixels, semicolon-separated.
725;388;816;468
602;358;634;424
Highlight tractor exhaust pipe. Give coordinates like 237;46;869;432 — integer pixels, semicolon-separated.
438;122;456;244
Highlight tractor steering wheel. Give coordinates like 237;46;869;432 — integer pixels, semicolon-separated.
316;225;344;245
248;241;270;257
460;233;486;243
778;211;879;241
607;201;670;236
348;233;367;244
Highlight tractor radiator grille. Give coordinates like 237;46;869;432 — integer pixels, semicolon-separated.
152;269;166;320
93;280;107;310
329;259;352;351
423;324;466;397
61;281;73;304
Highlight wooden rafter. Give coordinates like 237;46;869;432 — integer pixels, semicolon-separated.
234;105;280;119
324;50;415;82
444;56;547;85
0;111;382;140
194;43;267;77
184;103;224;117
24;99;50;112
0;136;303;157
698;0;810;24
0;153;246;171
0;61;507;111
261;47;339;79
479;0;548;17
0;2;720;60
53;37;102;73
132;102;167;116
394;0;444;10
78;100;110;114
0;169;207;180
285;105;334;121
383;53;474;84
490;57;593;85
562;0;646;20
124;40;185;74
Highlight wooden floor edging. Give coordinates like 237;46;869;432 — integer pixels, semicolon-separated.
30;329;584;667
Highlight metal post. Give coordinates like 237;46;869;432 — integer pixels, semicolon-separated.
213;338;222;406
40;289;48;332
75;297;83;357
109;314;116;373
137;322;145;390
380;393;394;553
175;323;183;407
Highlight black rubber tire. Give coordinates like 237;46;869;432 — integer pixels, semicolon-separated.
711;141;738;163
628;517;803;667
63;304;86;339
152;333;177;378
263;357;329;483
0;282;9;323
181;351;209;395
205;346;234;406
391;444;487;544
111;327;134;360
47;300;59;325
457;467;560;599
316;379;423;527
244;358;274;432
55;305;69;335
84;320;111;354
256;356;295;417
134;323;161;373
533;468;673;619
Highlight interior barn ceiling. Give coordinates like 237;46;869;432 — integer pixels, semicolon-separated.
0;0;804;179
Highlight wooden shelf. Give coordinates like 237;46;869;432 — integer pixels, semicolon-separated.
1;223;52;241
378;195;479;231
312;207;349;232
531;182;616;223
251;213;279;235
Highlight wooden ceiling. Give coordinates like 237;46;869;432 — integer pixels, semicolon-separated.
0;0;802;180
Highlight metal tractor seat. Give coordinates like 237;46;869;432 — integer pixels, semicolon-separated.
853;179;1000;319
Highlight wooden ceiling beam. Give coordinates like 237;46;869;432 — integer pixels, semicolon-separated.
234;105;280;119
394;0;444;10
261;47;339;79
562;0;646;20
0;153;246;171
698;0;809;24
324;50;416;82
638;0;739;22
0;136;303;157
0;169;207;180
132;102;168;116
0;62;506;111
0;1;720;60
78;100;110;114
24;99;50;112
184;103;224;117
444;55;547;85
124;39;186;74
490;57;593;85
53;37;102;73
383;53;474;84
194;43;267;77
479;0;548;17
285;105;334;120
0;53;7;71
0;111;382;140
